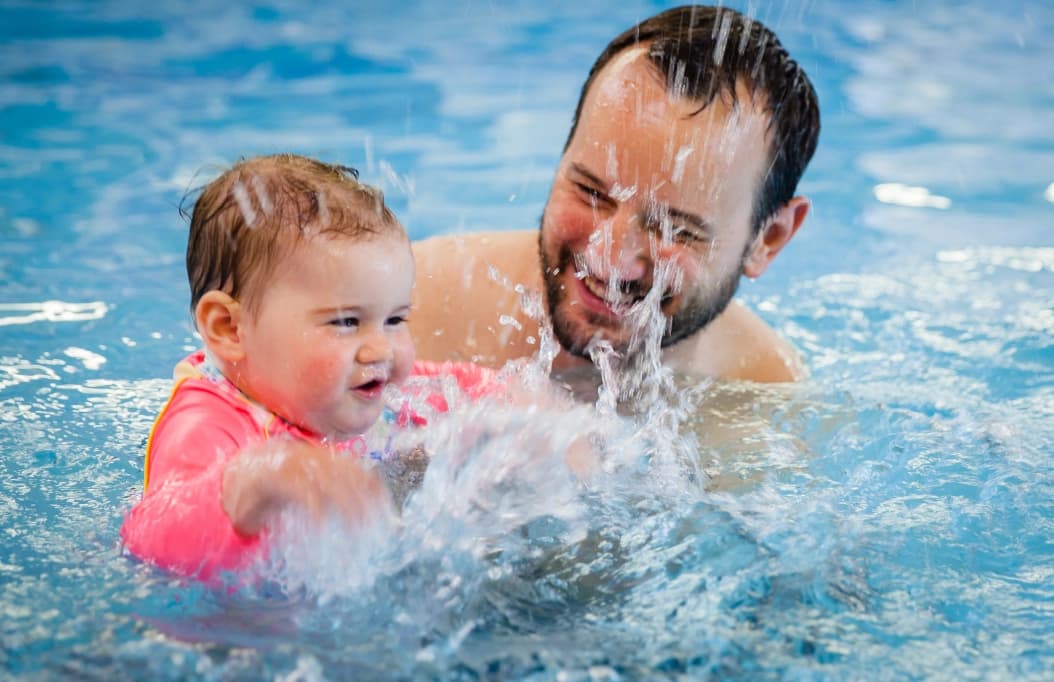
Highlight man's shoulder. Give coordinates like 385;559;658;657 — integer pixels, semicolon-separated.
667;300;805;383
413;230;538;268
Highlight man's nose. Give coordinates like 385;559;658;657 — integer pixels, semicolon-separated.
597;211;650;282
356;329;393;364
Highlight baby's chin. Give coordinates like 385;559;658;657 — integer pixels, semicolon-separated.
328;412;385;442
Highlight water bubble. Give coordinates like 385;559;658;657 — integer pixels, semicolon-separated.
671;145;693;184
315;189;329;227
379;160;415;198
232;180;258;228
712;10;734;67
498;315;522;330
363;135;374;174
251;174;273;216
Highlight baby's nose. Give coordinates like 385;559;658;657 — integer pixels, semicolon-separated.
356;331;393;364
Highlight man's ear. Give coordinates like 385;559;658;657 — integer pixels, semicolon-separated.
194;291;246;363
743;195;810;279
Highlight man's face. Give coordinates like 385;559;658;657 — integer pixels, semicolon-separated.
539;48;773;360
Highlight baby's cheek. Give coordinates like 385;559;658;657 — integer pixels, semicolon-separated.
390;335;416;385
297;345;345;385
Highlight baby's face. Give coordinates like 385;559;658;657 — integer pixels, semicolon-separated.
235;232;415;440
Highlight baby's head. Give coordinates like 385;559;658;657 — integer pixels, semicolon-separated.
186;154;415;441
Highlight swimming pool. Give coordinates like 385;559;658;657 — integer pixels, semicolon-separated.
2;0;1053;678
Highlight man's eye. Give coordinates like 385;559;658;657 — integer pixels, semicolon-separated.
659;219;710;246
574;182;603;204
671;225;703;244
330;317;359;328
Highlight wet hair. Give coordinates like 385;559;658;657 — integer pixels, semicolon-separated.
564;5;820;233
183;153;403;315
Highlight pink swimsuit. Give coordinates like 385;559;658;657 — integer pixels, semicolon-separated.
120;351;497;580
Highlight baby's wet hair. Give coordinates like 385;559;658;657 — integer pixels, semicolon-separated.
183;153;404;315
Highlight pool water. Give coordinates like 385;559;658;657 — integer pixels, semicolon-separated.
2;0;1053;679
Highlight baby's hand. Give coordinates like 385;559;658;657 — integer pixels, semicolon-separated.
221;439;393;536
565;433;601;479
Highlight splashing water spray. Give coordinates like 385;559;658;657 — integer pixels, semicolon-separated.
256;60;746;620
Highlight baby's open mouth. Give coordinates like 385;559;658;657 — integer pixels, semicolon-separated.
353;378;387;396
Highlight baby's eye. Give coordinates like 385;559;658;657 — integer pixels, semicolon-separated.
330;316;359;329
386;315;408;327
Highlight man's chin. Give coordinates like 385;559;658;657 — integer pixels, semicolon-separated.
552;310;630;360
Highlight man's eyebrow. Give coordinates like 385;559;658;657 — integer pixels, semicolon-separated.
570;161;713;236
568;163;609;191
665;206;714;236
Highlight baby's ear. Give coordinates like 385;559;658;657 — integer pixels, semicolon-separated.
195;291;246;363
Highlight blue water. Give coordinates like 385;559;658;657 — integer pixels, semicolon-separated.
2;0;1053;679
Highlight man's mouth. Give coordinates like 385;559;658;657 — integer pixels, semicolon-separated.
578;273;672;313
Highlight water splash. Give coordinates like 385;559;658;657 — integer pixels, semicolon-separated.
232;179;258;228
251;173;274;216
378;160;415;198
251;322;712;609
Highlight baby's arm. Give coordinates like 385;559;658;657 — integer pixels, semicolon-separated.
122;383;391;579
221;439;392;535
121;406;262;579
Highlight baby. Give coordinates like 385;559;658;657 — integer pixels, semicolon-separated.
122;154;425;580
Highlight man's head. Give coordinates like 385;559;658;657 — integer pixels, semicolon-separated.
186;154;415;439
539;5;819;360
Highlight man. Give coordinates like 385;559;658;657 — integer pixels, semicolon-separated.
410;5;820;382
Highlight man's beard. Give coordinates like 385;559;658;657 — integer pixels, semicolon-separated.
538;228;742;361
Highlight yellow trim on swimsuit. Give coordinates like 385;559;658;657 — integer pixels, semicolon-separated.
142;375;192;491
